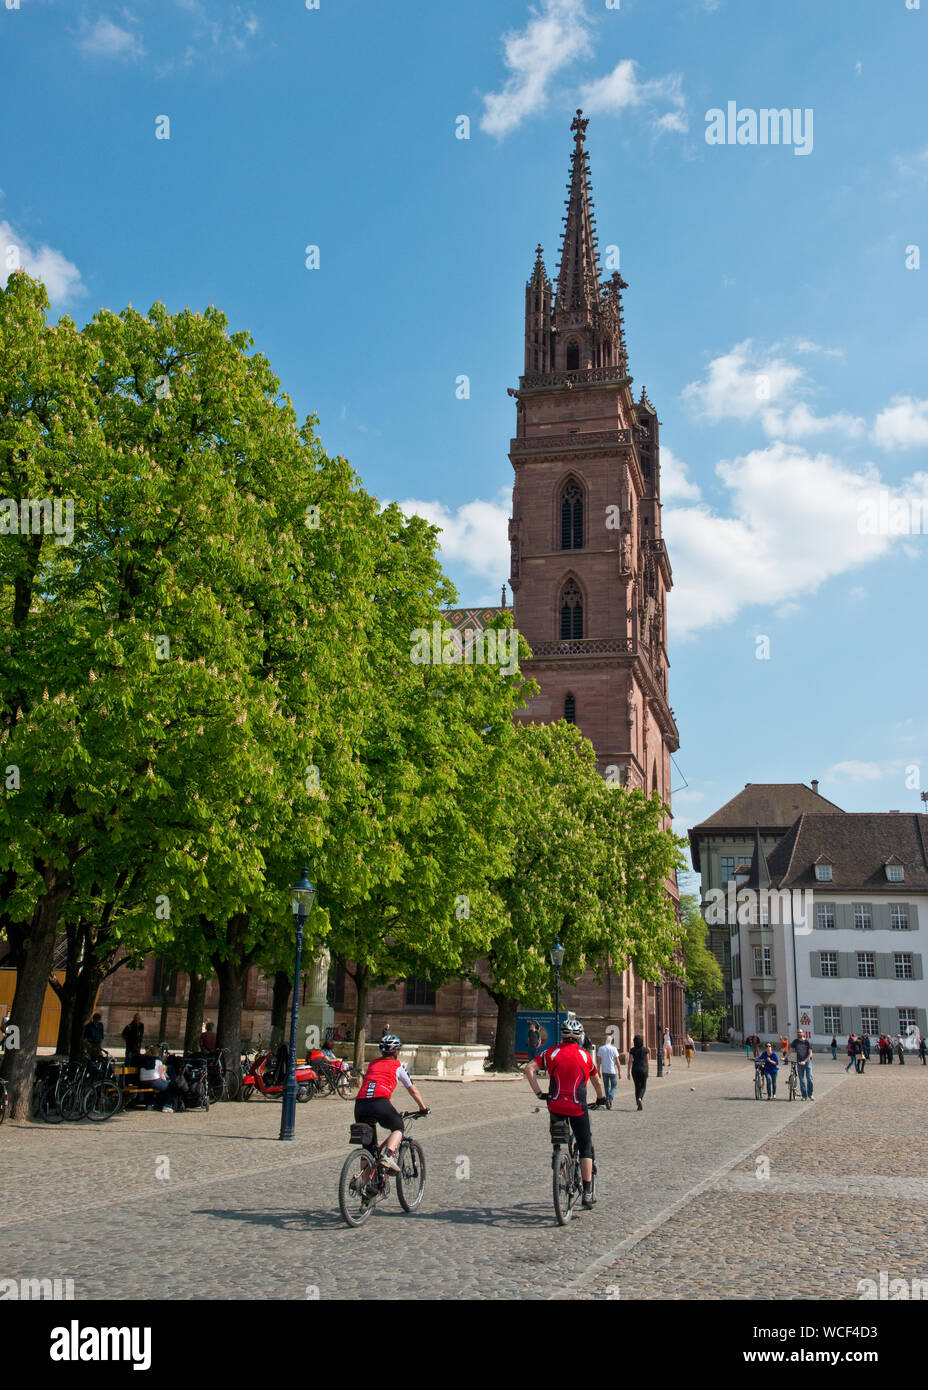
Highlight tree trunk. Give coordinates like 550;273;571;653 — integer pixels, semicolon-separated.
491;996;520;1071
183;972;207;1053
66;959;106;1062
1;898;63;1119
213;955;248;1085
353;965;370;1071
269;970;291;1050
53;923;82;1056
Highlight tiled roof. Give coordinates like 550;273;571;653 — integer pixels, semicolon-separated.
767;813;928;892
444;606;509;631
691;783;844;833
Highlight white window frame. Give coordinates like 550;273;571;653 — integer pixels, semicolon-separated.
820;951;838;978
861;1007;880;1035
899;1008;917;1032
854;903;873;930
886;865;904;883
816;902;835;930
824;1006;841;1034
857;952;875;979
815;863;832;882
891;904;909;930
894;953;913;981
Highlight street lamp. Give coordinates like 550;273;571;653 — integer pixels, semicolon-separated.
550;939;565;1042
695;991;704;1047
655;977;663;1077
279;867;317;1142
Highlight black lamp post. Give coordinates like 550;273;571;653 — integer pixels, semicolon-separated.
279;867;317;1142
655;977;664;1077
550;939;565;1043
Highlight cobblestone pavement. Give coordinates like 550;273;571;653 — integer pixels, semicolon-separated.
2;1051;924;1300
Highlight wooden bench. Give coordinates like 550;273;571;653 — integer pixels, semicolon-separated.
114;1064;159;1105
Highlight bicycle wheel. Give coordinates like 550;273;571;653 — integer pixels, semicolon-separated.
335;1071;353;1100
754;1071;763;1101
40;1087;65;1124
397;1139;426;1212
63;1082;92;1122
224;1070;242;1102
241;1084;254;1101
199;1081;210;1111
788;1073;797;1101
553;1148;574;1225
84;1081;123;1121
338;1150;376;1227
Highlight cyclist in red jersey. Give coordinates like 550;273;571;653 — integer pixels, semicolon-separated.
525;1017;605;1208
355;1034;428;1173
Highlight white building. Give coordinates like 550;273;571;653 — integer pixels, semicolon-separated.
766;813;927;1047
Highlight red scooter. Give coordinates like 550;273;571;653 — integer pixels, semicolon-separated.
241;1044;319;1102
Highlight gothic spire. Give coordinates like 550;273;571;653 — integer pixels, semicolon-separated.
555;110;602;313
527;243;550;291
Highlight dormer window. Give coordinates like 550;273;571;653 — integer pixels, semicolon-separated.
886;863;904;883
814;863;832;882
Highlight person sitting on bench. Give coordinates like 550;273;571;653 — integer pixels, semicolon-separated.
139;1052;178;1112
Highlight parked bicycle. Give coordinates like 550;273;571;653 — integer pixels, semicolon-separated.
787;1060;799;1101
547;1110;598;1226
338;1109;429;1228
753;1058;765;1101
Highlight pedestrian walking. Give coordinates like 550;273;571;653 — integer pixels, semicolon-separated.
761;1041;779;1098
918;1035;927;1066
662;1029;673;1073
627;1034;650;1111
597;1035;619;1108
845;1035;857;1072
830;1035;838;1060
862;1033;871;1063
745;1034;753;1058
855;1035;866;1073
895;1036;905;1065
791;1030;815;1100
526;1020;540;1064
684;1033;695;1068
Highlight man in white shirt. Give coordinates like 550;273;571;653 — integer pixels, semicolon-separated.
139;1053;176;1113
596;1035;619;1108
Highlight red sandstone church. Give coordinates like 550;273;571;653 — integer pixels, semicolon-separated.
92;112;685;1057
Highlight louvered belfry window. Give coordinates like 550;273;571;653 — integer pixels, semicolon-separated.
564;692;576;723
560;581;583;639
561;481;583;549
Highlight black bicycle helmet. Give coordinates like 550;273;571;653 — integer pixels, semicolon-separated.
379;1033;402;1055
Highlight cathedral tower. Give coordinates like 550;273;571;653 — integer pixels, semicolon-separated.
508;111;683;1050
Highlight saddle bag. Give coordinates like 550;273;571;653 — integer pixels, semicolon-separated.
349;1122;376;1147
549;1115;571;1145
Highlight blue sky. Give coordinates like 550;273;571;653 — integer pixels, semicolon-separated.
2;0;927;868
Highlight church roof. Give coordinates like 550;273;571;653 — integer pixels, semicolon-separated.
688;783;844;870
444;606;509;632
555;110;602;313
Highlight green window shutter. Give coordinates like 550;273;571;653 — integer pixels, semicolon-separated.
917;1009;927;1037
910;903;919;932
812;1005;825;1035
810;953;821;978
912;954;924;981
875;953;893;980
871;904;890;933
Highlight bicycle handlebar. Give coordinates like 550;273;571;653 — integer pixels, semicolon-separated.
401;1108;430;1118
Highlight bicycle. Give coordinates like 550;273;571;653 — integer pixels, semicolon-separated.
547;1108;599;1226
753;1059;764;1101
338;1109;428;1228
787;1060;798;1102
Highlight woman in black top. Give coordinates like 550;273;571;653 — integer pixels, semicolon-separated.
627;1033;650;1110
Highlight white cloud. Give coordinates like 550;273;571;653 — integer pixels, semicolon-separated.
793;339;845;359
872;396;928;451
662;442;897;638
848;585;867;600
78;16;144;59
682;339;864;439
0;220;85;303
480;0;592;138
396;488;510;587
579;61;687;134
893;146;928;179
659;445;701;502
824;761;883;783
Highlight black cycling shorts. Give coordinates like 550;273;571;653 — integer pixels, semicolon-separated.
550;1107;593;1159
354;1097;404;1134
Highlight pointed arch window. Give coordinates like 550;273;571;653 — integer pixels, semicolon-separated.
564;692;576;724
566;340;580;370
560;480;583;550
560;581;583;640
